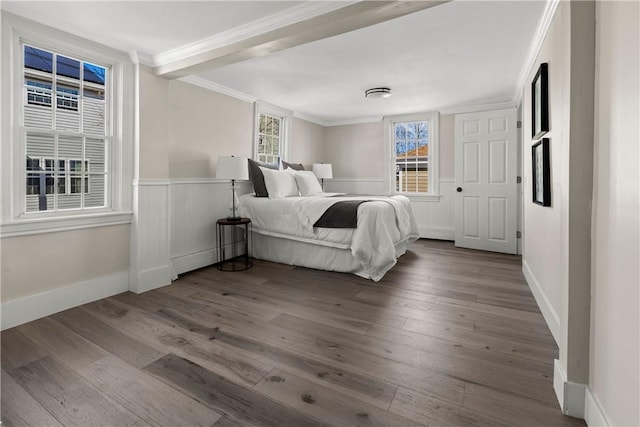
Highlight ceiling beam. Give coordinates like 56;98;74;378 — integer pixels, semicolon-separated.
154;1;449;79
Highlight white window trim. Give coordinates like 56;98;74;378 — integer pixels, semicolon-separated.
253;101;292;164
384;111;440;201
1;12;133;237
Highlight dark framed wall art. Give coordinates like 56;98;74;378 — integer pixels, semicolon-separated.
532;138;551;206
531;62;549;139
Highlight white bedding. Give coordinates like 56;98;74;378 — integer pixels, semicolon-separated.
238;193;419;281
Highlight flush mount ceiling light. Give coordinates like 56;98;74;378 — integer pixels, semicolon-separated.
365;87;392;99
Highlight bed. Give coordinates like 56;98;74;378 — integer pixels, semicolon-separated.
237;192;419;281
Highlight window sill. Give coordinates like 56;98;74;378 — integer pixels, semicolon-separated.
1;211;133;238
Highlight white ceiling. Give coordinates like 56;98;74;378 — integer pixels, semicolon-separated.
2;1;547;124
1;1;306;54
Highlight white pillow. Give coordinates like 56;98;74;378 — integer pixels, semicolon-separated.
259;166;299;198
294;170;323;196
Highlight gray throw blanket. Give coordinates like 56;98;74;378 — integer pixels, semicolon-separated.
313;200;370;228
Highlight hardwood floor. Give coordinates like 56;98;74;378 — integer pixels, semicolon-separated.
1;240;585;426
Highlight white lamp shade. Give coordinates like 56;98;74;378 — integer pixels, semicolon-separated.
312;163;333;179
216;156;249;180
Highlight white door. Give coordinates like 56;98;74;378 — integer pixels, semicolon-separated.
454;109;518;254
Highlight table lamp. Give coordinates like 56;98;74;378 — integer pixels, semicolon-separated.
312;163;333;191
216;156;249;221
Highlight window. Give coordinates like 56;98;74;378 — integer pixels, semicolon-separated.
256;113;282;164
26;157;90;196
253;103;291;164
386;112;439;197
22;45;106;212
1;14;134;237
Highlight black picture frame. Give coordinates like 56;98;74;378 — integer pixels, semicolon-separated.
531;62;549;139
532;138;551;206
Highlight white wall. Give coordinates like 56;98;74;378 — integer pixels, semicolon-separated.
1;225;130;301
291;117;325;170
159;91;458;273
1;225;131;329
439;114;455;180
522;2;640;424
168;80;254;178
324;121;386;179
322;116;456;239
589;2;640;425
139;65;170;179
130;77;341;278
522;0;571;339
130;66;171;293
523;0;598;410
130;73;256;283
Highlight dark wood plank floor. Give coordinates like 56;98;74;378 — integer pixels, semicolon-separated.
1;240;586;426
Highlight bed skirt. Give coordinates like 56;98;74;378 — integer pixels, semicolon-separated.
250;230;411;281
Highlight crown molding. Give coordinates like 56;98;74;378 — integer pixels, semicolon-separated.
178;75;257;103
153;2;357;69
129;50;153;67
512;0;560;105
439;101;516;116
292;111;326;127
324;116;383;127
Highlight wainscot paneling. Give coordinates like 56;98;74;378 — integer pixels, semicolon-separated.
130;180;173;293
170;179;252;275
168;178;453;278
328;178;455;240
410;179;455;240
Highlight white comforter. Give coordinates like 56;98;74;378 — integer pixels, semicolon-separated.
238;193;419;281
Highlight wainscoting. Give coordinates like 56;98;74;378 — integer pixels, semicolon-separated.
130;180;173;293
410;179;455;240
134;177;456;285
325;178;455;240
169;179;252;276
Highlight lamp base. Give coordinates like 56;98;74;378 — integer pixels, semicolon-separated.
226;216;242;222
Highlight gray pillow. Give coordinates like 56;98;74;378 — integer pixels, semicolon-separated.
282;160;305;171
248;158;279;197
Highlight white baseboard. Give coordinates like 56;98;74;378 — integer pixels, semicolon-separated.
564;381;586;418
1;271;129;330
584;387;610;426
130;264;173;294
554;359;566;410
419;226;454;240
172;248;216;275
522;259;560;344
172;241;246;276
554;359;604;422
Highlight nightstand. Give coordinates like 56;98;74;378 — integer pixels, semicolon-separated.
216;217;252;271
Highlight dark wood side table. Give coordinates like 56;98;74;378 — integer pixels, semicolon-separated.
216;217;252;271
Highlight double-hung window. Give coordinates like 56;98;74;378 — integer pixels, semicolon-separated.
256;113;282;164
253;103;291;164
1;13;133;237
386;112;439;197
23;45;107;212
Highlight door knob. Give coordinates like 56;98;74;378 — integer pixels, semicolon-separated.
456;187;463;192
